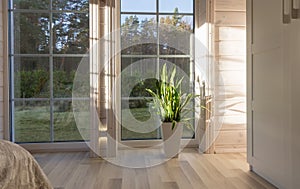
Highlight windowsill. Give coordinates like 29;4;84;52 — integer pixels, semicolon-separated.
20;141;90;153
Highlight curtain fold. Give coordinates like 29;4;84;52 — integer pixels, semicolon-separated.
89;0;119;158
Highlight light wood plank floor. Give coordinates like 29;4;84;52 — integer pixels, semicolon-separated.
34;149;277;189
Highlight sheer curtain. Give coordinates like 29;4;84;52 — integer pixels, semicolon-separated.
89;0;120;157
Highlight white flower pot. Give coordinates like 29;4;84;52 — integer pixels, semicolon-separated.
161;122;183;158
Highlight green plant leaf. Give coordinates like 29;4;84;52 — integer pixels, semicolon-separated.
145;63;196;130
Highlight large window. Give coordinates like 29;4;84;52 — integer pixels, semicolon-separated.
9;0;90;143
120;0;195;140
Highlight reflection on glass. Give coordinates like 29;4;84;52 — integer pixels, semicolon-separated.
13;0;49;10
121;15;157;55
121;0;156;12
53;13;89;54
14;13;50;54
52;0;89;11
159;0;193;13
54;100;89;141
14;57;50;98
14;101;50;142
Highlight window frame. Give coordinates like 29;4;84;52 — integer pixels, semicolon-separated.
4;0;208;151
119;0;200;147
8;0;90;144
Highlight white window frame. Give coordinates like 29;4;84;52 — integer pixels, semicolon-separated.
8;0;90;147
117;0;207;148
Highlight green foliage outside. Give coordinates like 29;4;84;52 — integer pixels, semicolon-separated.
120;8;195;139
14;67;90;142
14;0;89;54
14;70;80;98
121;8;193;55
12;0;90;142
12;2;195;141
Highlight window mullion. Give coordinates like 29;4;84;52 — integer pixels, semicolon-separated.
156;0;160;79
9;0;15;141
49;0;54;142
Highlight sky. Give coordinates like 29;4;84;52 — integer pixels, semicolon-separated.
120;0;194;25
121;0;193;13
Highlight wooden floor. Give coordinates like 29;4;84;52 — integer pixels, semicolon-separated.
34;149;276;189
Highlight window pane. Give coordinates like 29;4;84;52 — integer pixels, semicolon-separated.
53;13;89;54
158;59;193;98
14;13;50;54
120;0;195;141
14;101;50;143
13;0;49;10
159;15;193;31
159;0;193;13
160;58;191;76
122;96;161;140
53;57;88;98
52;0;89;11
121;57;157;97
14;57;50;98
121;57;160;140
121;0;156;12
54;100;90;141
159;15;193;55
121;15;157;55
156;60;192;101
10;1;90;143
121;129;160;140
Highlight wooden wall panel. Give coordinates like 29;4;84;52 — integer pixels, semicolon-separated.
215;70;246;86
215;12;246;26
209;0;246;153
214;99;246;117
215;27;246;41
215;41;246;56
216;56;246;71
215;0;246;11
220;115;246;125
215;85;246;100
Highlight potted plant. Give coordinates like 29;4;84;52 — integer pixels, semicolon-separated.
146;64;194;158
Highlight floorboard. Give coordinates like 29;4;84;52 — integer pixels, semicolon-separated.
33;148;277;189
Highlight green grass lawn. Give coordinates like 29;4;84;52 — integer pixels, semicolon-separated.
14;104;90;143
121;108;194;140
14;105;194;142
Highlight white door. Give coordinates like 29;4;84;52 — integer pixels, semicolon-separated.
247;0;291;188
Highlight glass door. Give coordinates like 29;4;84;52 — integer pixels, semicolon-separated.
120;0;195;141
